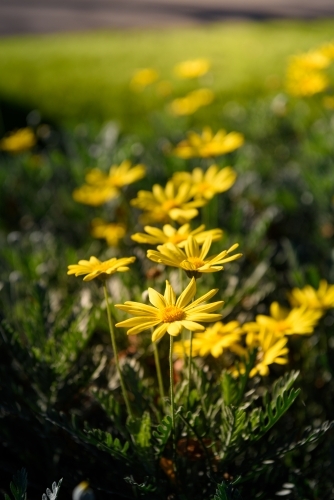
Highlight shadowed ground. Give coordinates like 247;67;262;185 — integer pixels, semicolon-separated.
1;0;334;36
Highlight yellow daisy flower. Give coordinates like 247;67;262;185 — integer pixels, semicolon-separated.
115;277;223;342
147;235;242;279
248;328;289;377
85;160;146;189
170;88;214;116
253;302;322;336
72;185;119;206
286;50;331;97
91;219;126;247
174;320;243;358
173;59;210;79
67;255;136;282
130;68;159;92
131;223;223;247
173;165;237;200
173;127;244;159
0;127;36;153
288;280;334;311
130;180;206;225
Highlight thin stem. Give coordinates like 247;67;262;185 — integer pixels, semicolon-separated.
186;331;193;410
153;340;165;412
103;282;133;419
169;335;175;432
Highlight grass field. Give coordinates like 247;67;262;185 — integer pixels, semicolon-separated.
1;19;334;132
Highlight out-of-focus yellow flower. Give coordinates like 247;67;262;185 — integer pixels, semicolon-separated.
173;165;237;200
174;320;243;358
156;80;173;97
72;185;119;206
249;302;322;336
174;59;210;79
73;161;145;206
130;180;206;225
0;127;36;153
130;68;159;92
147;235;241;279
91;219;126;247
115;277;223;342
67;256;136;282
173;127;244;159
131;223;223;247
286;50;331;97
170;88;214;116
288;280;334;311
248;328;289;377
86;160;146;189
320;42;334;59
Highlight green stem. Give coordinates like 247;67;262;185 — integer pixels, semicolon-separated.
103;282;133;419
153;340;165;412
169;335;176;463
186;331;193;410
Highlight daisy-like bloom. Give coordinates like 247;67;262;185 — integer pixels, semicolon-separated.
247;328;289;377
131;223;223;247
147;235;242;279
0;127;36;153
85;160;146;189
72;185;119;206
172;127;244;159
173;59;210;79
174;320;243;358
173;165;237;200
130;68;159;92
67;255;136;282
115;277;223;342
170;88;214;116
248;301;322;337
130;180;206;225
288;280;334;311
91;219;126;247
73;160;145;206
286;50;331;97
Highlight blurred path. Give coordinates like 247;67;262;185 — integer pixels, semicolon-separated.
1;0;334;36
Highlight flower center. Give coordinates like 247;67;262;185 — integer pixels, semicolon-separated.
275;320;290;333
169;234;187;244
196;181;211;193
161;306;185;323
162;200;178;212
186;257;205;269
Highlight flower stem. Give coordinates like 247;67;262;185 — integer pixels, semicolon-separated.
153;340;165;412
169;335;175;433
103;282;133;419
187;331;193;410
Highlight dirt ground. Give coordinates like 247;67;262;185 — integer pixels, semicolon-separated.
1;0;334;37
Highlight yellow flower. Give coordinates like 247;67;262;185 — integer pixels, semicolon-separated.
130;180;206;225
174;59;210;79
131;223;223;247
147;235;242;279
170;88;214;116
173;165;237;200
91;219;126;247
72;185;119;206
286;50;331;97
173;127;244;159
130;68;159;91
288;280;334;311
248;328;289;377
320;42;334;60
85;160;146;189
174;320;242;358
115;277;223;342
0;127;36;153
67;255;136;282
73;160;145;206
253;302;322;336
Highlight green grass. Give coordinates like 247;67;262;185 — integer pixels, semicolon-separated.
1;19;334;131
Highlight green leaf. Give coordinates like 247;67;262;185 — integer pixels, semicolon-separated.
42;479;63;500
85;428;130;461
152;415;172;456
212;481;242;500
124;476;156;495
7;468;27;500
